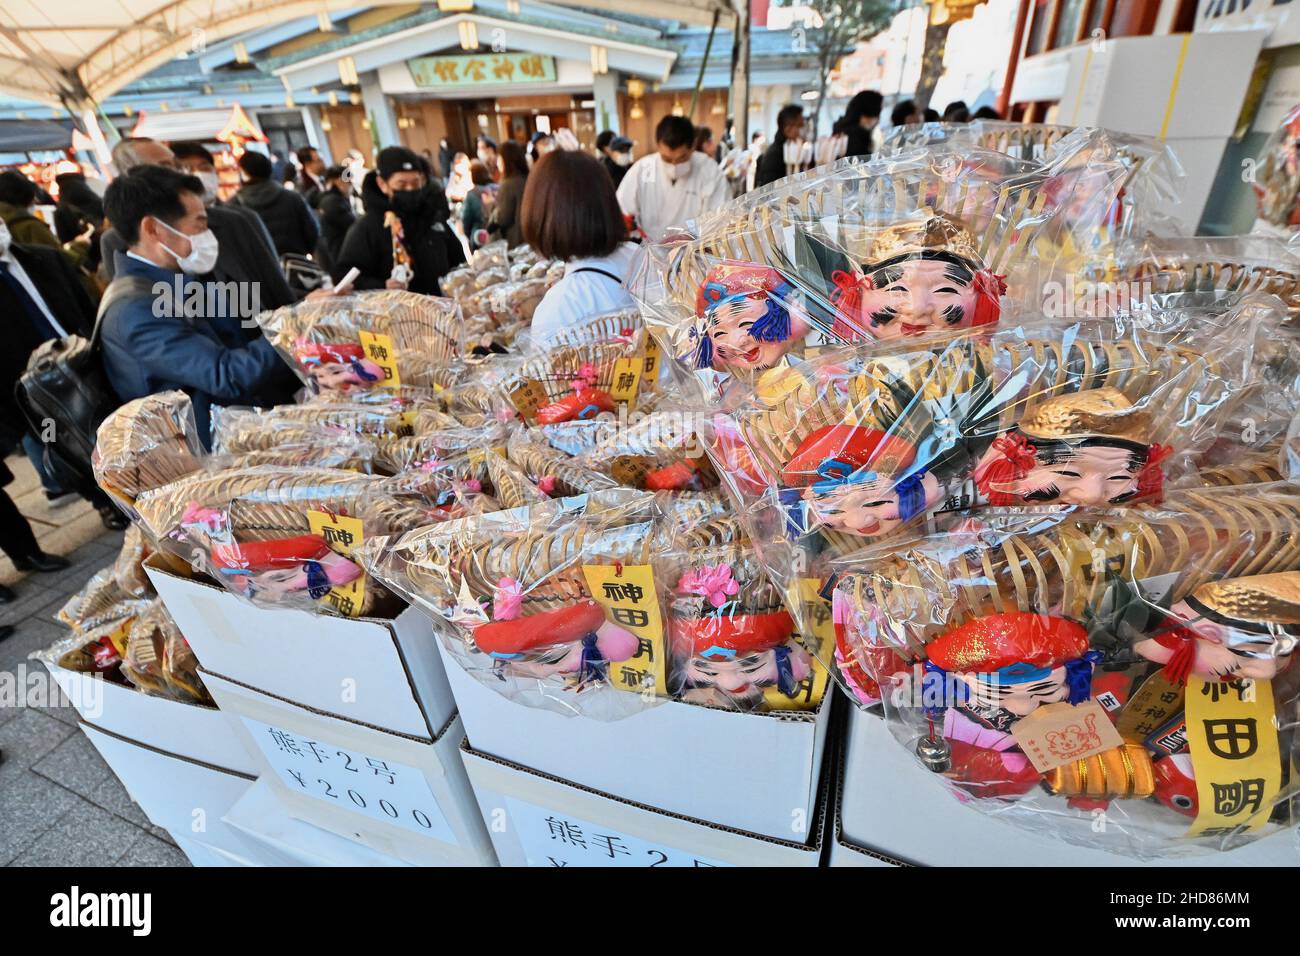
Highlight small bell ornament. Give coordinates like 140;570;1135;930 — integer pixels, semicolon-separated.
915;733;951;773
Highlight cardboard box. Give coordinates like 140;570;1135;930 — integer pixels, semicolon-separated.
222;779;436;866
462;741;826;867
43;659;257;776
839;702;1300;866
145;553;454;738
823;731;903;869
438;637;832;841
202;671;496;867
80;724;274;864
1055;32;1265;139
170;835;251;867
1160;135;1232;233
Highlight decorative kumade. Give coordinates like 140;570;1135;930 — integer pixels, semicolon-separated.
632;140;1129;398
133;466;430;617
359;489;668;718
93;391;205;516
258;289;464;392
831;481;1300;856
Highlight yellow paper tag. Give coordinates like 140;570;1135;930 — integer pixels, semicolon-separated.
1185;676;1280;836
643;340;661;381
1011;699;1125;774
610;357;642;406
106;618;133;658
509;378;549;424
1117;670;1184;743
763;577;832;711
582;563;666;697
359;331;401;388
307;510;366;618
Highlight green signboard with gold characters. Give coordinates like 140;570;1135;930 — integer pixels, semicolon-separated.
408;52;557;88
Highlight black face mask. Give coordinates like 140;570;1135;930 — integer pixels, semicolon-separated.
390;188;425;215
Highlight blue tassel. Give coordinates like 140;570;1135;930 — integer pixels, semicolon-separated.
1065;651;1103;704
895;471;929;521
578;631;607;684
922;660;958;718
774;644;799;696
749;283;795;342
304;560;331;600
693;333;714;369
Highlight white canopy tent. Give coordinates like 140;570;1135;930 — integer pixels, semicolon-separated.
0;0;737;108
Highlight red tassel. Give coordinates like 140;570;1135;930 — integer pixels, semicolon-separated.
1154;628;1196;686
971;269;1006;327
829;270;871;341
1137;442;1171;503
974;433;1037;505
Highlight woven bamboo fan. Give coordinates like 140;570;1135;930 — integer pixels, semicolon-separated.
258;289;464;388
374;494;657;626
840;483;1300;662
485;452;551;510
506;434;620;498
93;391;204;507
533;309;644;349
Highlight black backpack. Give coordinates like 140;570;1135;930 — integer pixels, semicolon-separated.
14;275;154;488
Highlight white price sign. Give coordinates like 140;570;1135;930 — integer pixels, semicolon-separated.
506;798;730;867
243;717;456;845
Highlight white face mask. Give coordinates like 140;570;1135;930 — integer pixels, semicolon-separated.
613;152;632;167
662;156;692;182
157;218;220;275
196;171;220;203
0;219;10;255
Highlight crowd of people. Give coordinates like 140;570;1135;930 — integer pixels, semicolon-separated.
0;89;996;633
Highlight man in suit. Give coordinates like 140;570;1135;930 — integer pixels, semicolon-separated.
100;138;300;404
0;219;103;602
102;138;298;317
99;165;289;450
296;146;327;208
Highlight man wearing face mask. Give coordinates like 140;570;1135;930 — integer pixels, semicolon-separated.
332;146;465;295
600;134;634;188
616;115;727;242
102;139;299;318
99;166;288;449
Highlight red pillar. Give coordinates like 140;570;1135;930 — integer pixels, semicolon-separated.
997;0;1032;117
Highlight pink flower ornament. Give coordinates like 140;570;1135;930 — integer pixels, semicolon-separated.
676;563;740;609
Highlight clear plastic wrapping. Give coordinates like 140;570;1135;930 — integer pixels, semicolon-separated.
257;290;464;392
93;390;205;515
1089;236;1300;318
629;140;1127;399
879;122;1183;241
831;482;1300;857
120;600;212;704
1253;104;1300;231
359;489;666;718
704;312;1264;622
132;465;431;616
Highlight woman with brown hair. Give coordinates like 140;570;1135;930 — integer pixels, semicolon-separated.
522;149;637;343
489;140;529;248
460;160;496;250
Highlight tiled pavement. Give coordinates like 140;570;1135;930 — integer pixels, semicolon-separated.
1;453;189;867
